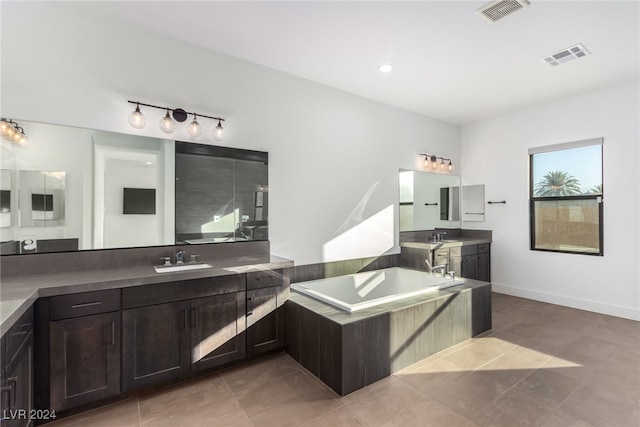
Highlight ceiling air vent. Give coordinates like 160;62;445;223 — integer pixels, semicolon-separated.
477;0;530;22
542;44;591;67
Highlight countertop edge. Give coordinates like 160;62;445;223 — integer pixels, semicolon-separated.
400;238;492;250
1;256;294;335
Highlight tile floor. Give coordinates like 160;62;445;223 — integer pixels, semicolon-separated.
48;293;639;427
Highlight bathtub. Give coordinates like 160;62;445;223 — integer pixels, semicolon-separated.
291;267;464;312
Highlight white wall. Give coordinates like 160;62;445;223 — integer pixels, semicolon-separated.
1;2;459;265
461;83;640;320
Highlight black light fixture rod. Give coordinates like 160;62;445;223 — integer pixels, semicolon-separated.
487;201;507;205
127;100;225;122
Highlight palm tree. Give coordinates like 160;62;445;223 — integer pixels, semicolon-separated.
589;184;603;194
534;171;582;196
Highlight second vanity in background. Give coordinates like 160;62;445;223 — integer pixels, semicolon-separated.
400;229;492;282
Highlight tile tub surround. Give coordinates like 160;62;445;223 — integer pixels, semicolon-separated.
0;240;292;335
46;293;638;427
287;280;492;396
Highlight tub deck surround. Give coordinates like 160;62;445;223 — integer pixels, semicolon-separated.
292;267;464;312
0;250;293;335
287;277;492;396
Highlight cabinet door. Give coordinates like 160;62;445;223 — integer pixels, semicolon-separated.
462;254;478;279
477;252;490;282
191;293;246;372
246;287;286;357
50;312;120;411
122;301;190;392
2;332;33;427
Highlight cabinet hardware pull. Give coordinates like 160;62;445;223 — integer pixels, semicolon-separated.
247;297;253;316
191;307;197;328
7;378;17;408
183;309;188;330
71;301;102;309
111;322;115;346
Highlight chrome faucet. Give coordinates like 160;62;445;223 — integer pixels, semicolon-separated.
176;250;185;265
425;259;447;277
432;264;448;277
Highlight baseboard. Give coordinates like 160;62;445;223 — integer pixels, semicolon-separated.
491;282;640;321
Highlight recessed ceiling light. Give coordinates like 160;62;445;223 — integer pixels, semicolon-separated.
378;64;393;73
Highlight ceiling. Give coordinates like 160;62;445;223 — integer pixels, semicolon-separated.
80;1;639;125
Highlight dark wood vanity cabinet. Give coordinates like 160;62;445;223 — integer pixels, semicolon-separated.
190;293;246;371
122;274;249;392
48;290;121;412
1;306;34;427
246;270;289;358
122;300;191;391
29;266;289;414
403;243;491;282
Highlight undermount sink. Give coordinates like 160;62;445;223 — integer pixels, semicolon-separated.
154;263;212;273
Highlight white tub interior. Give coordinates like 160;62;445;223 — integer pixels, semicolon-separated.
291;267;464;312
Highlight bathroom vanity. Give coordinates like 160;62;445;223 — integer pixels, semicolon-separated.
399;230;492;282
0;242;292;420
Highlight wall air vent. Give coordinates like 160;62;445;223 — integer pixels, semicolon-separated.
477;0;530;22
542;44;591;67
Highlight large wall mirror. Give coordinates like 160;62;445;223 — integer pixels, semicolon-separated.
399;169;461;231
0;120;268;255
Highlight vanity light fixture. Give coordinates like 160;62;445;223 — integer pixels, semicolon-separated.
0;118;27;144
159;109;176;134
187;114;202;137
420;153;454;172
212;119;225;141
127;100;225;141
128;102;146;129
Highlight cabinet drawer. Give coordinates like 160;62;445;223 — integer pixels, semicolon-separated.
246;269;286;290
50;289;121;320
123;274;245;309
461;245;478;256
478;243;490;254
433;249;449;262
4;305;34;367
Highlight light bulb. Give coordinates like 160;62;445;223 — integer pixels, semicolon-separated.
128;103;146;129
13;131;26;144
2;124;16;141
423;157;430;168
212;119;225;141
159;110;176;134
440;160;445;170
187;115;202;137
448;161;454;172
0;119;11;135
431;156;438;169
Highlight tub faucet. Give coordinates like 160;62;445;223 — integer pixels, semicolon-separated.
176;250;185;265
432;265;448;277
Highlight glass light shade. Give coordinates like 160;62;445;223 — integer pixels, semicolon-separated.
431;157;438;169
159;111;176;134
448;161;454;172
128;106;146;129
2;125;16;141
187;117;202;137
0;119;11;135
13;131;26;144
439;160;445;170
423;157;430;168
212;121;225;141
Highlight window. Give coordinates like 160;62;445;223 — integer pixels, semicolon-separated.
529;138;603;255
